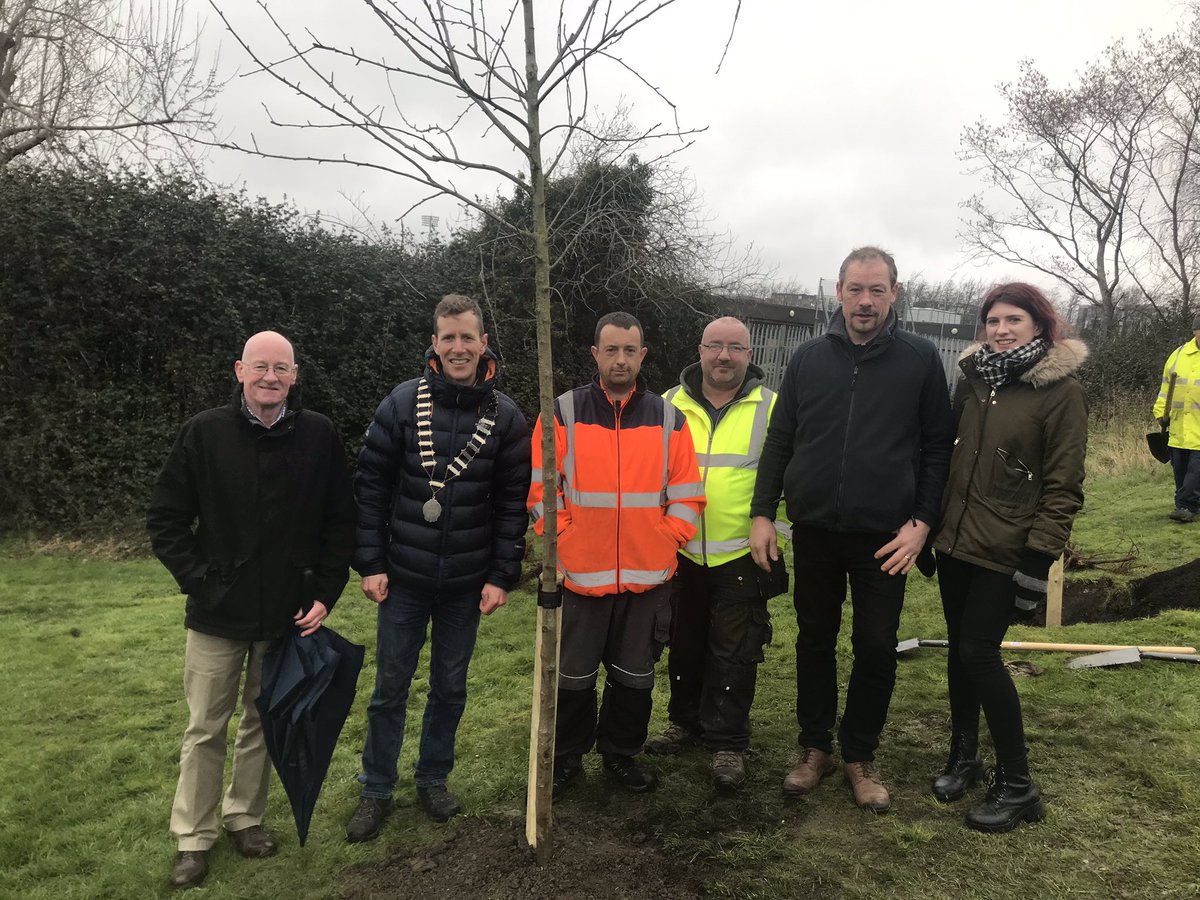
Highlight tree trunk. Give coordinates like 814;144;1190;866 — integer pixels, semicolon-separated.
523;0;560;865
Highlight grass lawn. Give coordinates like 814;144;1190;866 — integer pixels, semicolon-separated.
1;462;1197;899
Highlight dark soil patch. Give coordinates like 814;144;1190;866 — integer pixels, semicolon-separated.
1058;558;1200;625
339;813;716;900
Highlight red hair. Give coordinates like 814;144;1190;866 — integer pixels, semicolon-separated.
978;282;1067;344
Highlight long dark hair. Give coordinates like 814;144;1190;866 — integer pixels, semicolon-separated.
978;282;1068;344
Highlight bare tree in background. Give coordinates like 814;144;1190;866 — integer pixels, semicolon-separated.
0;0;220;168
1123;17;1200;322
960;44;1164;333
209;0;739;861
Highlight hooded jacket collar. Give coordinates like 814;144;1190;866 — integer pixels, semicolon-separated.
424;345;500;408
959;338;1089;388
677;360;766;411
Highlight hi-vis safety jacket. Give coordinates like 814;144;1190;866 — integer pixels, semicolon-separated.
1154;339;1200;451
528;376;705;597
665;362;791;567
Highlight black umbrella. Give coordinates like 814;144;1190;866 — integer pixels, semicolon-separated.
256;623;365;846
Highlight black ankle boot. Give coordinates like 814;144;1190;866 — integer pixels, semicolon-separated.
931;732;985;802
964;761;1045;833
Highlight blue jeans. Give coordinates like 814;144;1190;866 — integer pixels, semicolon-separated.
359;584;481;797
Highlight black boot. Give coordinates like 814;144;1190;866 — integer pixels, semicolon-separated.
931;731;985;802
965;760;1045;833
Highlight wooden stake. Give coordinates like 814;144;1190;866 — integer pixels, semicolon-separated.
525;600;560;862
1045;554;1064;628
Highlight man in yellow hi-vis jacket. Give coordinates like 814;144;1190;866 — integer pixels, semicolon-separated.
1154;312;1200;523
644;316;790;791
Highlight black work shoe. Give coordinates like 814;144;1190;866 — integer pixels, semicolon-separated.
552;755;583;801
602;754;659;793
416;784;461;822
169;850;208;890
711;750;747;792
965;764;1045;833
227;825;278;858
931;732;985;802
1170;507;1197;523
345;796;393;843
644;722;701;756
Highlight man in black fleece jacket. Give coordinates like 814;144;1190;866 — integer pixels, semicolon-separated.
750;246;954;814
148;330;355;889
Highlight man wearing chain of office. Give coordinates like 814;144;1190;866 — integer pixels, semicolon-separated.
345;294;531;840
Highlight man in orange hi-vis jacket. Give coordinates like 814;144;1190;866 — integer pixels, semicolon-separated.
529;311;705;800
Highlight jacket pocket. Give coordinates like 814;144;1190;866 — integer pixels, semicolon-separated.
190;564;236;615
989;448;1040;512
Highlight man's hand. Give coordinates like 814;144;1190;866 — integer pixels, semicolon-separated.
294;600;328;637
749;516;779;572
875;519;930;576
361;573;389;604
480;583;508;616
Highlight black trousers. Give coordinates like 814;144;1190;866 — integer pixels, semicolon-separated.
792;526;907;763
936;553;1027;767
555;583;672;759
1171;447;1200;512
665;554;771;751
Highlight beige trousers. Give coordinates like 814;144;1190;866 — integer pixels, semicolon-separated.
171;629;273;850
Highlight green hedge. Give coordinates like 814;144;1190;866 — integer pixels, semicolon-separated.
0;164;712;533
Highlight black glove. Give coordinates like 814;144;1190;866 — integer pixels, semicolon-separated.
1012;548;1056;621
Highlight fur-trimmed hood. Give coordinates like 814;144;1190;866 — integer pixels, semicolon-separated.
959;338;1089;389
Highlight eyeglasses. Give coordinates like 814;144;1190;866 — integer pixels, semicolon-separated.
243;362;296;378
700;342;749;356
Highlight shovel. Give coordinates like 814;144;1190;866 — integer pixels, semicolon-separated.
1068;647;1200;669
896;638;1197;655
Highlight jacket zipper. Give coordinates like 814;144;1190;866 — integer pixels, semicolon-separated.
947;385;994;554
833;362;859;528
614;397;623;592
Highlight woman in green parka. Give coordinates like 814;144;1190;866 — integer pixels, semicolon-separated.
929;282;1088;833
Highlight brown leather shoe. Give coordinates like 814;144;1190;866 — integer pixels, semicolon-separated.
227;824;278;858
782;747;836;796
169;850;208;889
844;761;891;813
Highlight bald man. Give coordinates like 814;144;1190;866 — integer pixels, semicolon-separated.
646;317;788;791
148;331;355;889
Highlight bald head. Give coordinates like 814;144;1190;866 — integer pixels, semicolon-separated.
235;331;297;423
241;330;294;364
698;316;752;399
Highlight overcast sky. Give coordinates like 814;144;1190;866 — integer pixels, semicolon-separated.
203;0;1195;295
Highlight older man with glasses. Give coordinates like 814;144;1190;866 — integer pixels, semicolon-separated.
148;330;356;889
645;316;790;792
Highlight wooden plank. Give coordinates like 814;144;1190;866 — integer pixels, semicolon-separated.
525;604;560;862
1045;554;1064;629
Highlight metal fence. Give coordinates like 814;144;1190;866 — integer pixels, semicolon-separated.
745;316;970;394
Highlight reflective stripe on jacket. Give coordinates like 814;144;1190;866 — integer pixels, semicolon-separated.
528;376;705;596
665;363;790;567
1153;340;1200;451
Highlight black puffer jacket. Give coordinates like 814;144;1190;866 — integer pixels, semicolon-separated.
751;310;955;532
353;347;531;593
932;340;1088;573
147;394;356;641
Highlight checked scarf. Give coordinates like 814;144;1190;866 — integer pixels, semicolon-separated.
973;337;1049;389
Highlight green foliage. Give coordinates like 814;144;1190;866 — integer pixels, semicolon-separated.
0;165;440;531
1077;325;1188;412
0;157;717;533
448;155;716;413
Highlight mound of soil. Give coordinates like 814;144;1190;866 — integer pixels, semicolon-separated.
340;813;713;900
1059;558;1200;624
